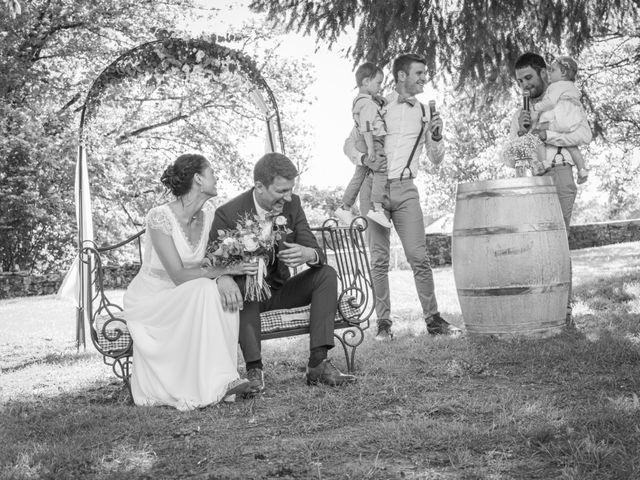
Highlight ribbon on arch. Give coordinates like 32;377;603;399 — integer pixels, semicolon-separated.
56;144;94;349
249;89;277;153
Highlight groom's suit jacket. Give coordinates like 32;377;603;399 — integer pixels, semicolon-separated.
210;188;326;291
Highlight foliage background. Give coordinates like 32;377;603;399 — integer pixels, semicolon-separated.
0;1;313;272
1;0;640;273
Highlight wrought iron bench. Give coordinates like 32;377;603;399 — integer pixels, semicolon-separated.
82;218;375;393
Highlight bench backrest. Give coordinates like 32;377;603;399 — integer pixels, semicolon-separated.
312;218;375;327
81;229;144;359
81;218;376;354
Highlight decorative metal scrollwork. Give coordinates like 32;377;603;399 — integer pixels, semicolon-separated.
81;244;134;396
314;217;376;372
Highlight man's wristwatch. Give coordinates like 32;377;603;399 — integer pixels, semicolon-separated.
360;153;367;165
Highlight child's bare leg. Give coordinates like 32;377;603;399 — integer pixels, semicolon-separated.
366;137;391;228
337;165;369;224
567;146;588;184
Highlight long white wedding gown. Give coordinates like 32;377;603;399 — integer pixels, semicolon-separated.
123;201;240;411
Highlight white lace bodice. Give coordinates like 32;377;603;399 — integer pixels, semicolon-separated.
140;201;216;281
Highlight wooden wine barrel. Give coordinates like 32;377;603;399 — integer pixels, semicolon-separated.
452;177;570;338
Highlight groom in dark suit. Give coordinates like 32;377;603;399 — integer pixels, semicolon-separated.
210;153;356;392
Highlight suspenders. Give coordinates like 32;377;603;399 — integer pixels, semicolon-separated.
353;96;428;181
551;146;567;167
352;96;386;133
399;102;427;182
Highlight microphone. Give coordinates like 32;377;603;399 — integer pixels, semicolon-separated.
428;100;442;141
522;90;531;129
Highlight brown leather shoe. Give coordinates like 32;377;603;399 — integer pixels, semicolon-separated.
223;378;252;398
306;359;356;386
245;368;265;393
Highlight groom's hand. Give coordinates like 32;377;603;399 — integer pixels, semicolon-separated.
216;275;244;312
278;242;317;268
362;149;386;173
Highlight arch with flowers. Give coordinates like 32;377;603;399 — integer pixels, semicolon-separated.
80;34;284;153
76;34;286;245
70;35;286;347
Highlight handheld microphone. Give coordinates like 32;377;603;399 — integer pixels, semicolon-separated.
428;100;442;141
522;90;531;129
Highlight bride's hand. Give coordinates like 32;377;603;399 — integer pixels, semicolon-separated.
216;276;243;312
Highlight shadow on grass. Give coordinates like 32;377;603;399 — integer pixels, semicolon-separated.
3;323;640;479
498;329;640;479
576;267;640;300
2;350;97;374
462;323;640;479
464;263;640;385
3;254;640;479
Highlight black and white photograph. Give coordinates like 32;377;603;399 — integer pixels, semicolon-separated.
1;0;640;478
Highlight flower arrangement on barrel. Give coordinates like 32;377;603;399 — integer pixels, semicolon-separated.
207;213;291;301
502;133;546;176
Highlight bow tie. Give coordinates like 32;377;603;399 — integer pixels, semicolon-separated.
398;96;417;107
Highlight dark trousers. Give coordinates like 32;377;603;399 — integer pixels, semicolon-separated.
238;265;338;363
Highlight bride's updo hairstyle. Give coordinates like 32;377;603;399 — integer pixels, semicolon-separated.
160;154;208;197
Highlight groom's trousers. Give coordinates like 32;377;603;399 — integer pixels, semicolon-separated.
238;265;338;363
360;177;439;328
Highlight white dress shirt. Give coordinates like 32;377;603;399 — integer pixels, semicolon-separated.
252;189;319;265
343;91;445;179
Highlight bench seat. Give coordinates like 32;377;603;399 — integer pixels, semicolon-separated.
83;218;375;393
94;295;360;353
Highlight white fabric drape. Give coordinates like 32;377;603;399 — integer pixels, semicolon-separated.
57;145;94;305
249;89;277;153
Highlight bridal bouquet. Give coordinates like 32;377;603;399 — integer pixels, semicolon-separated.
208;213;291;302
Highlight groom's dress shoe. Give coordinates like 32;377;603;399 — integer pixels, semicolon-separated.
245;368;265;394
306;359;356;386
224;378;252;398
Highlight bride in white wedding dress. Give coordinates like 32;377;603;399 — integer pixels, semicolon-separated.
123;154;257;410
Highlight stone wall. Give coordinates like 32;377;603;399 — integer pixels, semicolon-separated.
567;219;640;250
400;218;640;268
0;264;141;300
101;264;141;289
0;271;63;299
2;219;639;299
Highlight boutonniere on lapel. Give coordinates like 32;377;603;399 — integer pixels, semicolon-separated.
272;215;292;249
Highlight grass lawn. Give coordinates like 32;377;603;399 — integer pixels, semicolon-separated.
1;242;640;479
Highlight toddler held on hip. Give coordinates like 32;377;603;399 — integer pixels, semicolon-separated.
336;62;391;228
533;56;590;184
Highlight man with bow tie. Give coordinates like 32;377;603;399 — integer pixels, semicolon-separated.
344;53;462;341
210;153;356;394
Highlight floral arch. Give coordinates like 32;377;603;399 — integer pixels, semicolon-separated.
68;35;285;347
79;35;284;151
